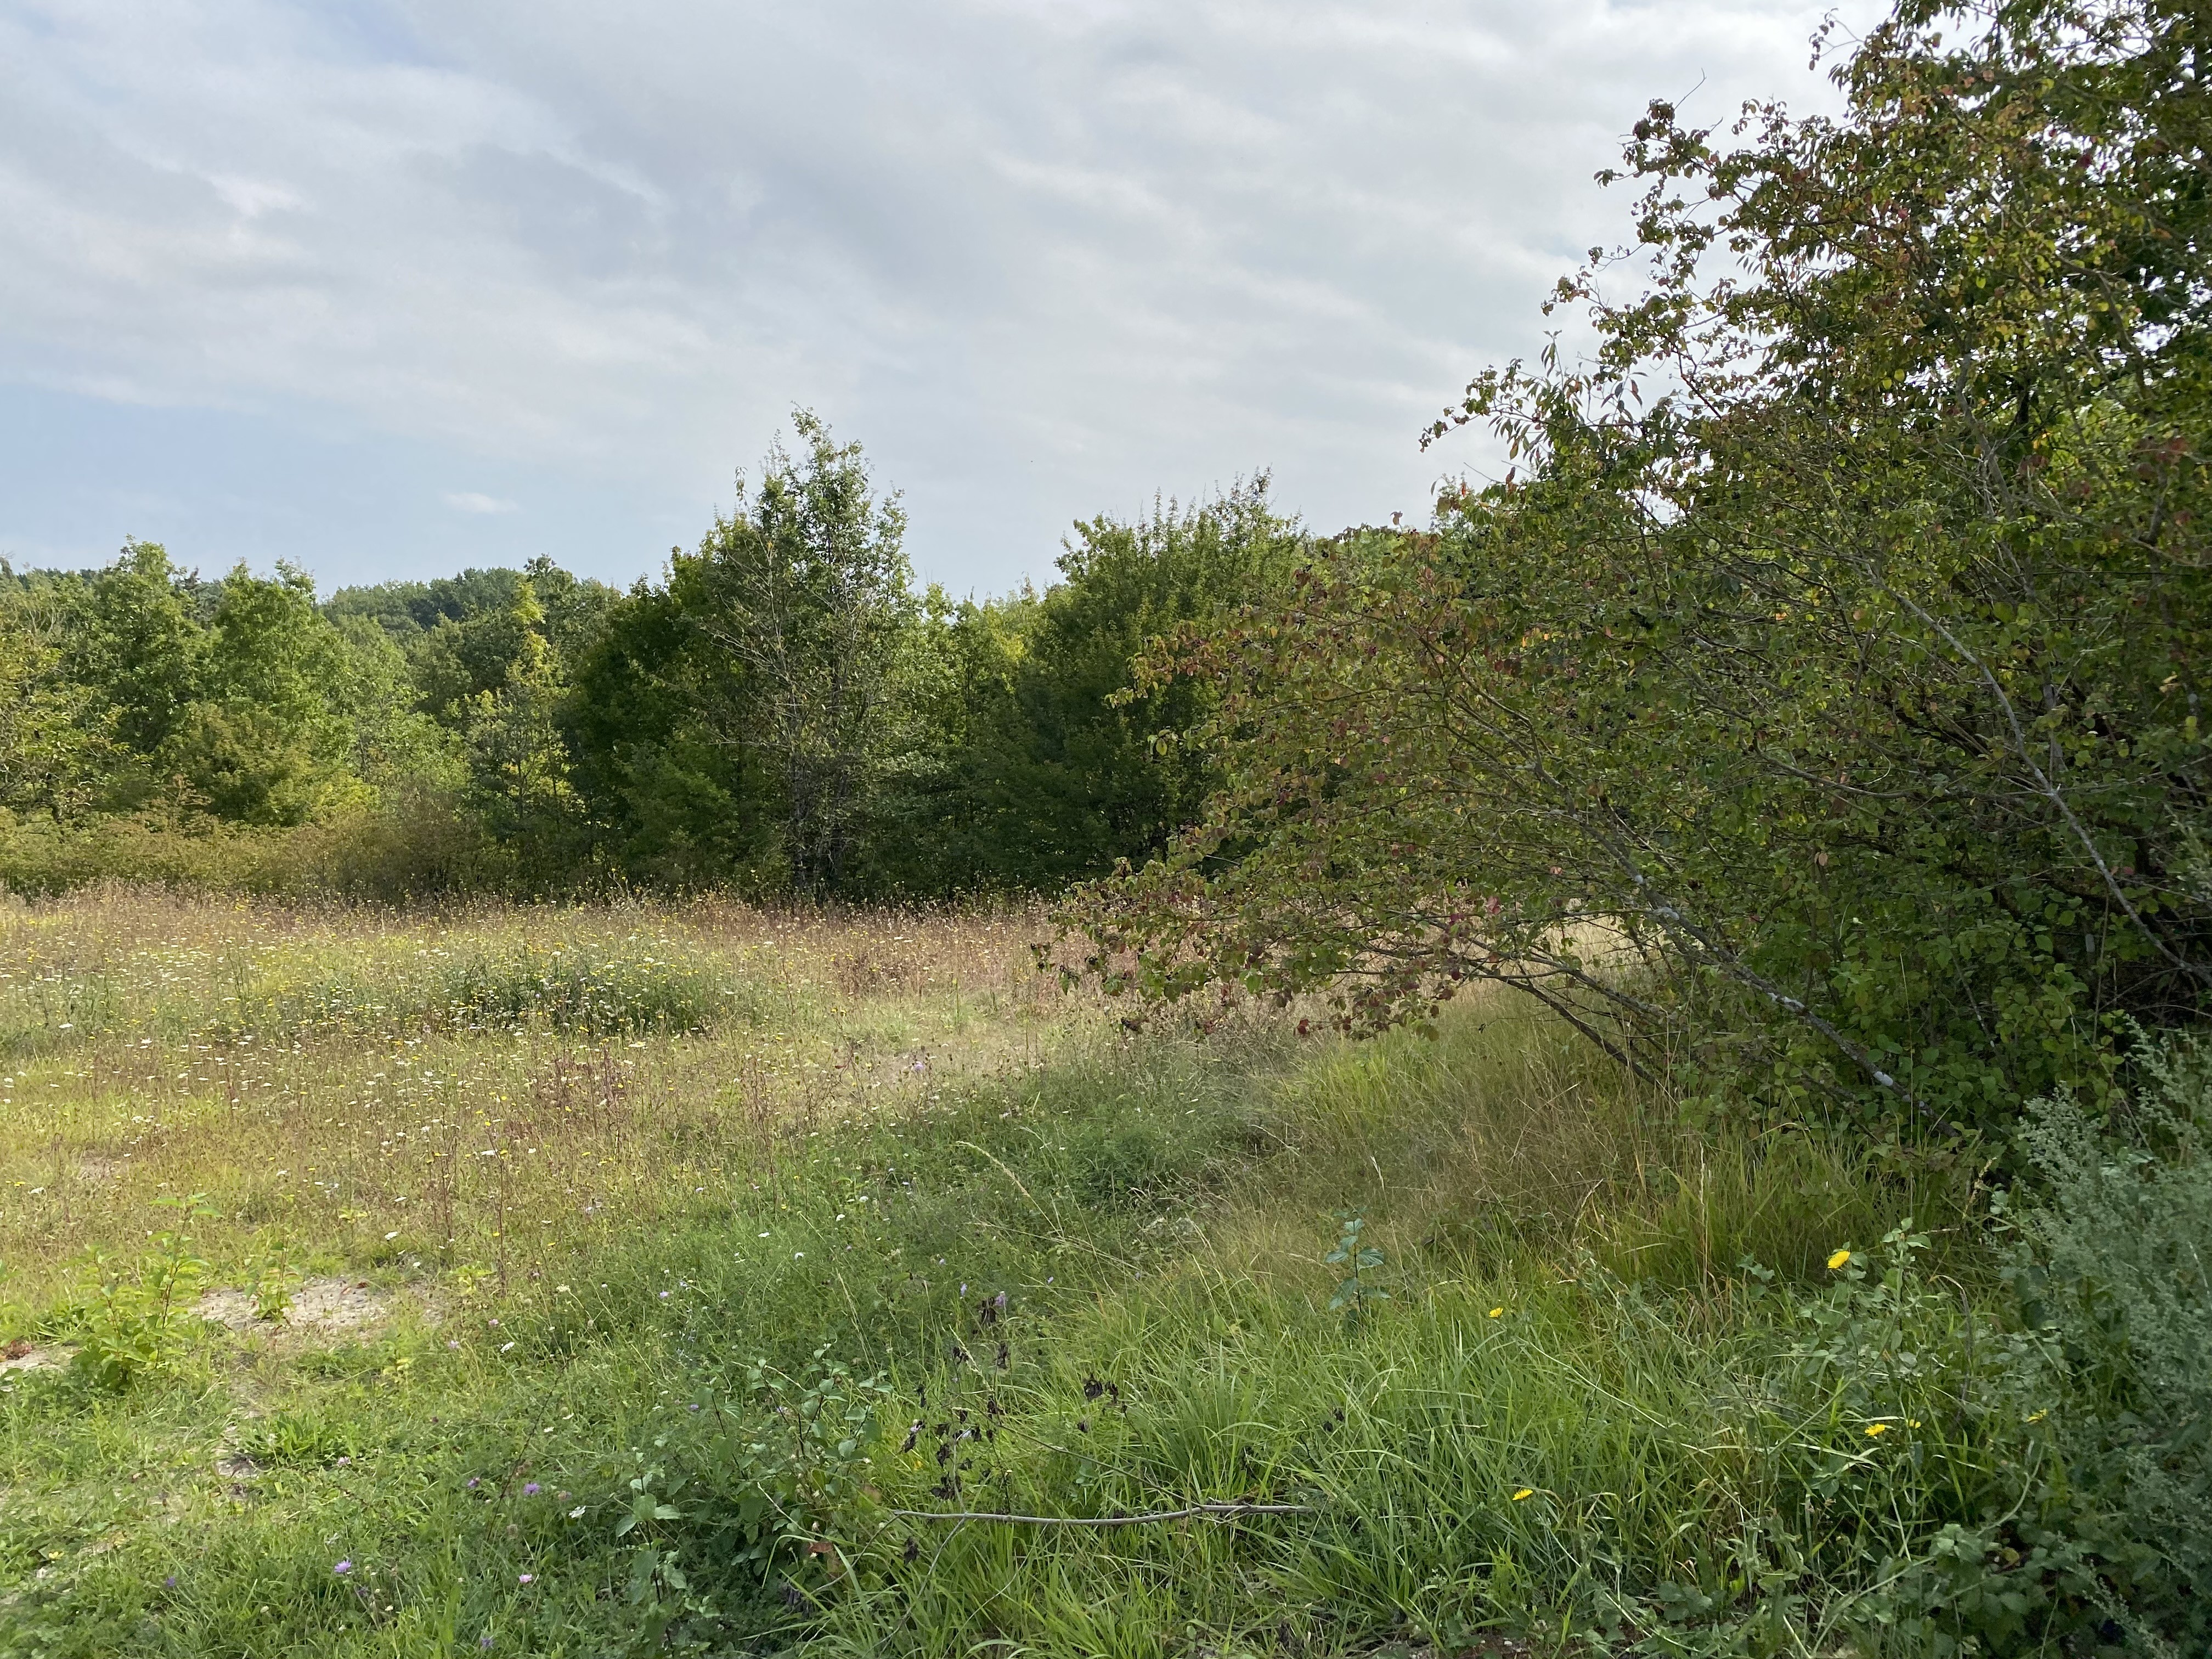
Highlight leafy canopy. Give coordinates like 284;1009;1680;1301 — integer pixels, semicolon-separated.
1069;0;2212;1136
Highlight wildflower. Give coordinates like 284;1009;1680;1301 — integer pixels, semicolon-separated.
1827;1249;1852;1271
658;1290;669;1299
500;1342;514;1352
334;1560;352;1575
569;1505;586;1519
1487;1307;1503;1319
524;1482;541;1496
518;1573;533;1585
2025;1409;2049;1424
447;1340;460;1350
554;1285;569;1295
384;1231;399;1241
481;1639;494;1651
165;1576;177;1588
1864;1423;1891;1437
1511;1488;1533;1501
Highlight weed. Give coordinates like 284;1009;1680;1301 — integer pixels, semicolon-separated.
67;1193;217;1389
1323;1208;1387;1329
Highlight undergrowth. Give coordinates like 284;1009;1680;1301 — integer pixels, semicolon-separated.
0;900;2203;1657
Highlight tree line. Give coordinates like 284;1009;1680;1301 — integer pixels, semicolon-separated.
4;0;2207;1143
0;416;1302;900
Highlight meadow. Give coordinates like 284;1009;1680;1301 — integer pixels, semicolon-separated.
0;890;2105;1657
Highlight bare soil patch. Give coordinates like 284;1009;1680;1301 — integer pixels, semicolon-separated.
197;1276;408;1340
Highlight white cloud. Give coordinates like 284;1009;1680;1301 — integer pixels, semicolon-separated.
442;490;517;514
0;0;1883;589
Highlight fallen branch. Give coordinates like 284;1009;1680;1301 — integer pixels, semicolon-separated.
890;1500;1313;1527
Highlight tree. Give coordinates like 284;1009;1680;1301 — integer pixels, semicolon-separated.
161;563;366;825
1072;0;2212;1136
0;588;108;821
689;411;915;896
897;483;1305;892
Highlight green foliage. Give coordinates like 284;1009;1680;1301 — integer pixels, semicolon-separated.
1323;1209;1388;1328
607;1351;896;1642
242;1406;359;1469
1073;0;2212;1138
224;938;754;1042
67;1195;217;1390
894;483;1305;893
678;410;918;897
0;591;109;825
2003;1032;2212;1647
0;432;1294;900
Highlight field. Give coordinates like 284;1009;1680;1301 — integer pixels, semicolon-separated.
0;890;2039;1657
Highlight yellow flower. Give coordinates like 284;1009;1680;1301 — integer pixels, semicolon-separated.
1487;1307;1504;1319
1827;1249;1852;1271
1864;1423;1891;1437
1511;1488;1533;1501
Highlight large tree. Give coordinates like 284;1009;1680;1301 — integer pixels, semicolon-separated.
1072;0;2212;1136
689;412;915;896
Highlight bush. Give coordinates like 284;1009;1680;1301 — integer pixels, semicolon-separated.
228;938;758;1041
2005;1036;2212;1650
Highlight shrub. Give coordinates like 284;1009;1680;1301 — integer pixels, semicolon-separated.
2005;1035;2212;1650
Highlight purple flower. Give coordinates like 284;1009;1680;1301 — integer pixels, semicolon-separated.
334;1560;352;1575
466;1477;480;1489
164;1576;177;1588
517;1573;533;1585
481;1639;494;1651
523;1482;540;1496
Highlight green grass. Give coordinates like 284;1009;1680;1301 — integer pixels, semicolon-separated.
0;893;2136;1656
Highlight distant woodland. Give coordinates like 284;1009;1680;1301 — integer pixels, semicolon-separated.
0;425;1309;900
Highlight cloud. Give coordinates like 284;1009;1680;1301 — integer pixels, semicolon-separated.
0;0;1883;589
442;490;518;515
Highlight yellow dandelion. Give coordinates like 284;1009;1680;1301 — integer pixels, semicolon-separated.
2025;1409;2048;1424
1827;1249;1852;1271
1511;1488;1534;1502
1488;1307;1504;1319
1864;1423;1891;1437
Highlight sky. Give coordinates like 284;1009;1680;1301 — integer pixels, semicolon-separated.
0;0;1876;597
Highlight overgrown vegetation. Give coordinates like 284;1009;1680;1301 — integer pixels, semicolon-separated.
1073;0;2212;1139
4;1;2211;1653
0;452;1296;902
2;891;2203;1655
